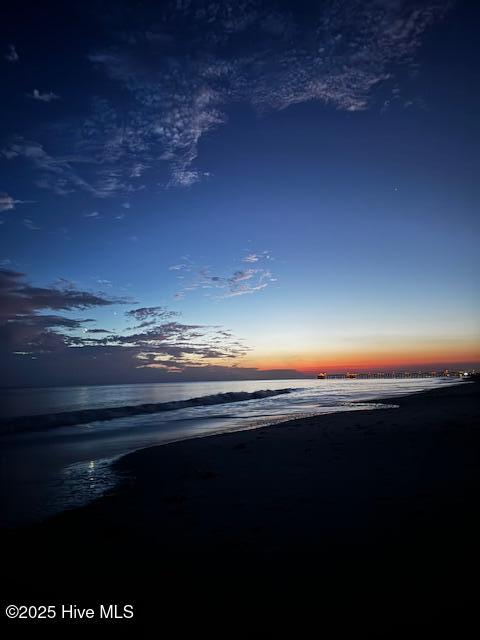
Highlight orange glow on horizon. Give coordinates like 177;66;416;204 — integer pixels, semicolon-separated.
245;346;480;374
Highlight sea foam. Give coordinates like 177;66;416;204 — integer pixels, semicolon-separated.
0;388;294;435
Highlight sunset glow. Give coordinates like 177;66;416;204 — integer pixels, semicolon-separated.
0;0;478;387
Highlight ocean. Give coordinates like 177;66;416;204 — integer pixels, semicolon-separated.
0;377;458;526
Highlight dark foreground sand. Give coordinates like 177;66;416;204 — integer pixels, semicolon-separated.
2;382;479;636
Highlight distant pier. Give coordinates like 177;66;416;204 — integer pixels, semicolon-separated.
317;370;472;380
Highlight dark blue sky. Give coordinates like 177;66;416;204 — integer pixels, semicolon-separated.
1;0;478;386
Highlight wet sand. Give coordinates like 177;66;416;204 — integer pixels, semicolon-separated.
2;381;479;635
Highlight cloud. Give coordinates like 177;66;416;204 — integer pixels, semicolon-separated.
5;44;18;62
223;270;274;298
81;0;450;190
1;137;135;198
172;252;276;299
9;314;92;330
1;138;105;197
22;218;41;231
0;269;127;318
28;89;60;102
84;211;100;218
0;269;129;360
6;314;249;373
2;2;449;200
126;306;180;326
169;261;192;272
0;268;251;385
229;269;256;284
243;251;272;263
169;168;210;188
126;306;175;320
0;192;35;212
2;349;307;387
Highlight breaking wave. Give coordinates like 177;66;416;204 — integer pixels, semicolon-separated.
0;388;295;435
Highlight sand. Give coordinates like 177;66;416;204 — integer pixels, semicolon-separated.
2;381;479;635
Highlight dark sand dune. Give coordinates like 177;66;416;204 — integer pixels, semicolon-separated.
2;382;479;635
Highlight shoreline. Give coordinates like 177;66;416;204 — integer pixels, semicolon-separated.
1;379;474;533
109;378;470;485
0;377;454;434
2;380;479;631
0;379;460;530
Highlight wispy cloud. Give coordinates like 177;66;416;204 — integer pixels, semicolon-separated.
28;89;60;102
169;260;192;272
0;138;129;198
224;269;275;298
243;251;272;264
22;218;41;231
5;44;18;62
1;1;451;198
1;138;100;197
0;192;35;212
172;252;276;300
83;0;450;189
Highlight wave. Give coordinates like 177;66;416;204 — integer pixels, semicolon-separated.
0;388;294;435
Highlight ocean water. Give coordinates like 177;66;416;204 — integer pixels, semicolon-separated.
0;377;457;526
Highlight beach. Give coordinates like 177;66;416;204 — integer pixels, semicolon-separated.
2;381;479;633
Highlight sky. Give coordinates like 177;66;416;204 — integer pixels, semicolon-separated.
1;0;479;387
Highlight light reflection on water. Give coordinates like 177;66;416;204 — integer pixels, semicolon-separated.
54;458;118;513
